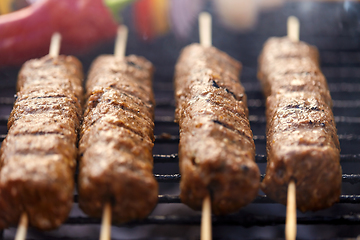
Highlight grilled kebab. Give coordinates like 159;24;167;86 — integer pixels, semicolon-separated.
258;37;342;211
0;55;83;229
78;55;158;222
175;43;260;215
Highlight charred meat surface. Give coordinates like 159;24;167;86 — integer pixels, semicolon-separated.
78;55;158;223
175;43;260;215
0;55;83;230
258;37;342;212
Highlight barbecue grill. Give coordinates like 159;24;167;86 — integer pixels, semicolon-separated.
1;1;360;239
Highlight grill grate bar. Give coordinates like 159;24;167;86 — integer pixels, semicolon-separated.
153;116;360;125
241;82;360;93
248;115;360;124
155;99;360;108
70;194;360;210
154;173;181;182
155;134;360;143
63;211;360;227
154;116;360;125
156;195;360;204
328;83;360;92
0;83;358;104
152;173;360;184
153;153;360;163
0;142;357;164
2;133;359;143
0;97;14;105
2;97;360;109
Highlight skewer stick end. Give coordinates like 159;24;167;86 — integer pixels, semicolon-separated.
285;180;297;240
199;12;212;47
287;16;300;42
49;32;62;58
201;194;212;240
99;203;112;240
114;25;129;59
15;212;28;240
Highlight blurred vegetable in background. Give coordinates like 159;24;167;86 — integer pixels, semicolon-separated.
133;0;170;40
132;0;286;41
213;0;284;31
0;0;288;66
133;0;206;40
0;0;134;66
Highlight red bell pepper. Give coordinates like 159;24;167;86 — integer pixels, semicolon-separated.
0;0;123;66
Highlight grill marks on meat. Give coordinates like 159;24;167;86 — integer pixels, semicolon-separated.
85;55;155;106
0;55;83;229
175;43;260;215
78;55;158;223
258;37;342;212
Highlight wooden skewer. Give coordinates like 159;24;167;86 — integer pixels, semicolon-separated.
285;15;299;240
286;181;297;240
14;32;62;240
49;32;62;58
114;25;129;59
100;203;112;240
14;213;28;240
199;12;212;48
199;12;213;240
287;16;300;42
201;195;212;240
99;25;129;240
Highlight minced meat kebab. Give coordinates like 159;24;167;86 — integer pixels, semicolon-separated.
0;55;83;229
258;37;342;211
78;55;158;222
175;43;260;215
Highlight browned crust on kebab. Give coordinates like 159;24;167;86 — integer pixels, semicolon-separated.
0;55;83;229
261;72;332;108
81;87;153;130
257;37;331;107
78;55;158;223
81;89;154;143
8;95;81;130
175;43;260;215
8;114;79;141
78;120;157;221
17;55;83;101
258;37;341;212
258;37;319;65
86;55;155;106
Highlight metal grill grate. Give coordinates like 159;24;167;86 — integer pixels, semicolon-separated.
1;81;360;229
1;72;360;239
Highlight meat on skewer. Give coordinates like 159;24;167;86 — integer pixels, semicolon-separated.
258;37;342;212
78;55;158;222
175;43;260;215
0;55;83;229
